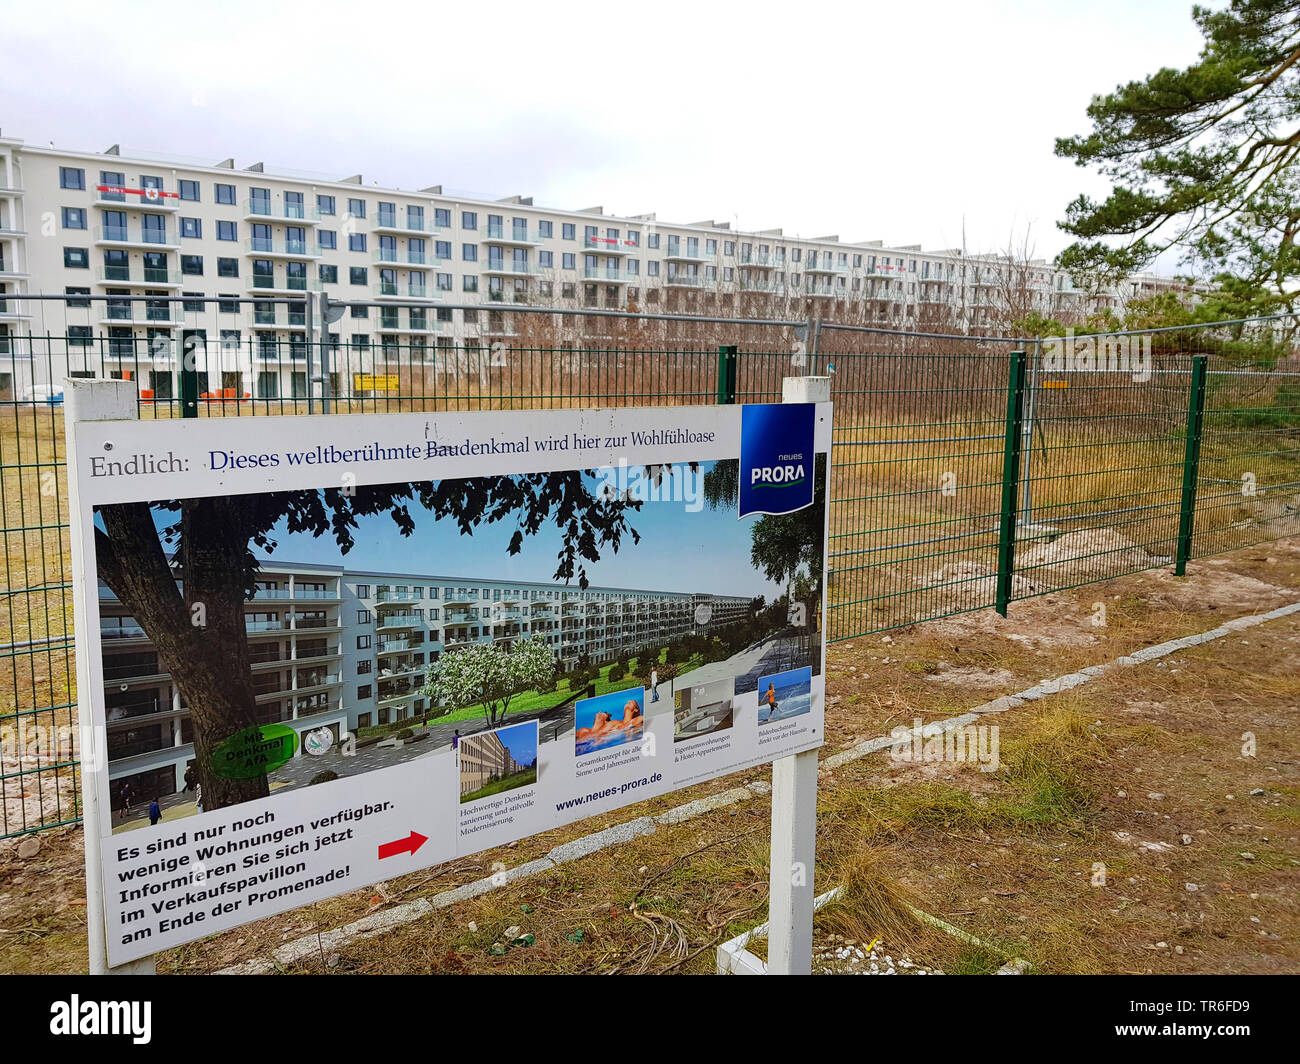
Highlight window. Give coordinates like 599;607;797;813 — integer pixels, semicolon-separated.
437;273;452;291
357;684;372;700
350;266;367;285
357;609;371;624
65;286;91;308
68;325;93;347
538;220;553;238
181;255;204;275
539;250;553;267
349;232;366;252
562;252;575;270
647;260;659;276
356;633;371;650
219;294;240;313
434;240;452;261
347;197;366;219
217;257;239;277
183;291;204;312
60;167;85;190
317;194;335;215
462;243;477;262
434;208;451;228
319;229;336;250
63;247;89;269
350;304;368;318
724;241;735;256
357;659;372;675
215;183;236;205
216;220;237;241
355;584;370;598
562;223;575;240
180;217;202;239
462;275;478;292
61;207;86;229
647;233;660;249
319;264;338;284
462;210;477;230
178;179;199;202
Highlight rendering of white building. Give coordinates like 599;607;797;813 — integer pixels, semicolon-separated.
0;135;1194;401
97;561;750;798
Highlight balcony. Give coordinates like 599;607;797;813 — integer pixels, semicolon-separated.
295;644;342;660
376;590;422;602
483;225;544;247
583;267;633;284
374;249;443;268
95;267;183;288
664;273;709;288
0;185;23;197
94;188;181;212
583;236;631;256
244;237;322;259
377;638;412;654
739;255;775;269
94;225;180;250
371;214;445;236
246;275;323;295
664;247;712;263
99;307;181;327
444;609;475;624
378;686;419;706
481;261;542;278
739;278;783;293
377;613;421;630
243;199;321;224
373;281;443;301
804;261;848;275
803;282;840;298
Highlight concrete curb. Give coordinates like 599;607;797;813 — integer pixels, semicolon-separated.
216;597;1300;975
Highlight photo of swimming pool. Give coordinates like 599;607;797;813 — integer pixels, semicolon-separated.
574;686;646;756
756;665;813;725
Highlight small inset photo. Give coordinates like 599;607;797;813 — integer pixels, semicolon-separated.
756;665;813;726
674;677;735;742
460;720;539;805
574;685;645;757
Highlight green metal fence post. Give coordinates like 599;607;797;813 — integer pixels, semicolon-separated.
716;345;737;404
995;349;1028;617
1175;354;1210;576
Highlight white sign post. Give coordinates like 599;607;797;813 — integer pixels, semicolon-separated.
764;375;831;976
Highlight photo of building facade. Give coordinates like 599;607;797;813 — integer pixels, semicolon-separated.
0;134;1195;400
459;726;526;798
97;561;750;800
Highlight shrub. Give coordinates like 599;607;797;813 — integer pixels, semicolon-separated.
308;770;339;786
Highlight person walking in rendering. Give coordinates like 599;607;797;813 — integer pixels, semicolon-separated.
148;798;162;826
117;781;134;820
650;668;659;703
452;729;460;765
194;783;203;814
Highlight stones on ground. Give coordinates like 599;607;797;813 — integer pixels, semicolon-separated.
1250;788;1266;797
16;836;39;859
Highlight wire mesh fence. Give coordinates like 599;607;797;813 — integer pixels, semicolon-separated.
1;300;1297;837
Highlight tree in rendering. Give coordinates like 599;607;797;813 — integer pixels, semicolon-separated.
1055;0;1300;309
423;636;555;728
96;474;640;810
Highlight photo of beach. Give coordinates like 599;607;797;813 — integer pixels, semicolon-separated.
574;686;646;757
756;666;813;726
674;678;735;742
459;720;538;804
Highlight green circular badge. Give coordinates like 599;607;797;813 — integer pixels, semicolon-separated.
212;724;298;779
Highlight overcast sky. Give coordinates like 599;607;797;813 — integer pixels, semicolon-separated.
2;0;1208;270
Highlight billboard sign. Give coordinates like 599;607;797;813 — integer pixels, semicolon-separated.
67;401;831;965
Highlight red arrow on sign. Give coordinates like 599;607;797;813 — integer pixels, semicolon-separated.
378;831;428;860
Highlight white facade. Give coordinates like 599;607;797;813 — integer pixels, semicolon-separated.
0;136;1194;401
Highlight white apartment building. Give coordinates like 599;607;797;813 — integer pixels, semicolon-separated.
98;560;750;798
0;135;1193;401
